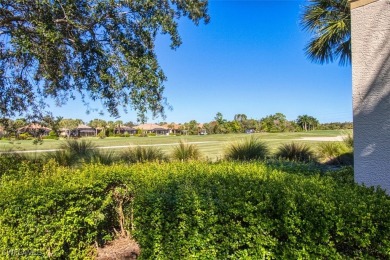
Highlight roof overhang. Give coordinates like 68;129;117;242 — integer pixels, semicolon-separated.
350;0;378;9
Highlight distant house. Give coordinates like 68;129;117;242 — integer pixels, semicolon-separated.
59;128;71;138
17;124;51;138
199;129;207;135
75;124;96;137
115;126;137;135
134;123;169;135
197;123;206;135
162;123;182;135
0;126;4;137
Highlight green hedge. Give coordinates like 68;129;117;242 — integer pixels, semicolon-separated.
0;161;389;259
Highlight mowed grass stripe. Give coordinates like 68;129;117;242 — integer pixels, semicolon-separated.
0;130;351;160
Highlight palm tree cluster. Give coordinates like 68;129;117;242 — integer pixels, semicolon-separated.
296;115;319;131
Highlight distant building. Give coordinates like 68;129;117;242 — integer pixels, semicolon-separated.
17;124;51;138
162;123;182;135
134;124;169;135
75;124;96;137
115;126;137;135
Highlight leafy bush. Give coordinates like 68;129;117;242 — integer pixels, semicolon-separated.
0;152;44;178
43;130;59;140
274;142;316;163
43;135;59;140
171;140;202;161
98;131;106;139
224;136;269;161
1;162;389;259
17;133;32;140
119;146;168;163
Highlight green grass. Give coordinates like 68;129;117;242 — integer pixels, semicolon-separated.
0;130;351;161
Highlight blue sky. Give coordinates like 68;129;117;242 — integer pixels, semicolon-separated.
50;0;352;124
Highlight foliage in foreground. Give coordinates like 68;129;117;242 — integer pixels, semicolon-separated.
119;146;168;163
44;140;115;166
275;142;316;163
171;140;202;161
317;141;353;166
0;161;389;259
224;136;270;161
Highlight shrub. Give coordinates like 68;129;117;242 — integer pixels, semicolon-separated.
119;146;168;163
91;150;116;165
98;131;106;139
46;139;104;166
171;140;202;161
1;162;390;259
224;136;269;161
0;152;32;177
317;142;352;166
18;133;31;140
45;150;74;167
60;139;96;158
274;142;316;163
343;133;354;149
43;131;59;140
43;135;59;140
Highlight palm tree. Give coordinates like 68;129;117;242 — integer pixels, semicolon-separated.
307;116;320;131
234;114;247;122
297;115;310;131
301;0;351;65
115;120;124;134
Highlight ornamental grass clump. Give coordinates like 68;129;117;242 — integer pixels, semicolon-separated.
274;142;316;163
171;140;202;161
60;139;96;158
45;150;74;167
224;136;269;161
119;146;168;163
90;150;116;165
317;142;352;166
342;133;354;149
46;139;109;166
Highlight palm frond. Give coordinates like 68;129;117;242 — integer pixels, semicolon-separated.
301;0;351;65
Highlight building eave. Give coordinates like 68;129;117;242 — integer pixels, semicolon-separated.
350;0;378;9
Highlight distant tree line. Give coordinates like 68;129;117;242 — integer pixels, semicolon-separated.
0;113;352;139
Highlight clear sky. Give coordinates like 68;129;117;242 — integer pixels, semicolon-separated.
48;0;352;124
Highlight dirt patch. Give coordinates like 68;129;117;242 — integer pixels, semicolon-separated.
97;236;140;260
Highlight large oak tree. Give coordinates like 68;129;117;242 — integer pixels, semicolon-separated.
0;0;209;121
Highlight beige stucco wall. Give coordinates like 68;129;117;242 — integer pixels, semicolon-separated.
351;0;390;192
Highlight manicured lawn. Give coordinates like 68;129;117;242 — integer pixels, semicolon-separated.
0;130;351;160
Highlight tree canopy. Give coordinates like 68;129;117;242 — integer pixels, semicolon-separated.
0;0;209;121
301;0;351;65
